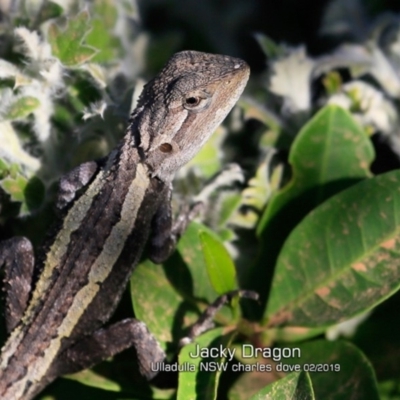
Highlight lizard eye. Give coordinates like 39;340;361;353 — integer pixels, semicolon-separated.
182;91;211;111
185;96;201;106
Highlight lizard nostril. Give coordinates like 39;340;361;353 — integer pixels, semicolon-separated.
159;143;173;153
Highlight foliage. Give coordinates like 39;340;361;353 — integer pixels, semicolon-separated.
0;0;400;399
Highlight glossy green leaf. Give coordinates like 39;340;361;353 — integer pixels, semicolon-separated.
176;222;219;302
249;371;314;400
177;328;234;400
258;105;374;237
48;11;98;66
130;259;190;351
199;230;237;294
131;223;227;352
283;340;379;400
267;170;400;326
248;105;374;318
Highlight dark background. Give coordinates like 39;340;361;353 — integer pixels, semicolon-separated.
138;0;400;74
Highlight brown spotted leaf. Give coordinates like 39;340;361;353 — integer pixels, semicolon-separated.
266;170;400;326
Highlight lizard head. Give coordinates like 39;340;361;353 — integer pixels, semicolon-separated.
131;50;250;181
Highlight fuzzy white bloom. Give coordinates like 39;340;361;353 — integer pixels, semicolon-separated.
328;80;398;134
0;121;40;172
14;27;52;62
368;45;400;98
80;63;107;89
20;84;53;141
82;101;108;120
193;164;244;204
318;43;400;98
14;27;64;91
39;58;64;89
269;46;314;114
0;60;19;79
12;27;66;141
0;88;15;120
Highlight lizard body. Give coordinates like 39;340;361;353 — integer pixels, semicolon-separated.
0;50;249;399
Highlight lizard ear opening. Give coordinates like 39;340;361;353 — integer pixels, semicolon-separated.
159;143;173;153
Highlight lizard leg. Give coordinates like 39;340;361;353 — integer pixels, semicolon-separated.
53;291;258;379
54;318;166;380
149;184;202;264
56;160;100;210
0;237;35;332
179;289;259;346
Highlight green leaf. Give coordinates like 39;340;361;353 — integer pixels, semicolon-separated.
40;374;174;400
322;71;343;95
353;291;400;380
64;368;120;392
2;174;27;203
176;222;219;302
185;126;225;178
283;340;379;400
177;328;234;400
48;11;98;66
239;98;283;136
217;192;242;228
85;0;121;63
35;1;63;25
267;170;400;326
5;96;40;120
199;230;237;294
379;380;400;400
231;149;284;229
0;173;44;216
249;371;314;400
130;259;190;351
254;33;284;59
248;105;374;318
258;105;374;237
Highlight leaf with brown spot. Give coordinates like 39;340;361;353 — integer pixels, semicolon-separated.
131;259;197;350
131;223;221;351
250;105;374;317
257;105;374;238
266;170;400;327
